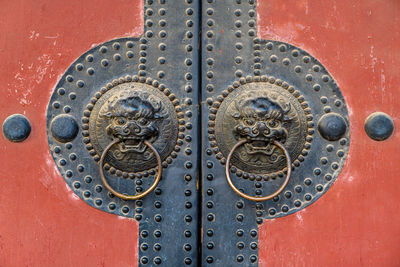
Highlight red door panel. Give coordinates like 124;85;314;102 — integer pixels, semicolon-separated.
257;1;400;266
0;1;142;266
1;0;399;266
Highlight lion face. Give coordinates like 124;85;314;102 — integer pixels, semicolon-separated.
232;96;290;156
101;91;163;154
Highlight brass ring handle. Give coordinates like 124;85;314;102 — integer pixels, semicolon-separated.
99;139;162;200
225;139;292;202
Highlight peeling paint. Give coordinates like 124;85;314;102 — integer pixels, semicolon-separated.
296;212;304;223
369;45;378;72
28;30;40;40
12;54;56;106
64;183;72;193
35;54;53;84
44;33;59;39
69;193;79;201
117;216;134;221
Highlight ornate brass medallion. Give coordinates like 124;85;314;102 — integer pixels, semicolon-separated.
46;35;195;218
83;76;184;176
211;76;313;179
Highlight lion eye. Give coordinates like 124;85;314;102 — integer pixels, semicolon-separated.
117;118;126;125
138;118;149;125
268;120;277;127
244;119;255;126
244;119;254;126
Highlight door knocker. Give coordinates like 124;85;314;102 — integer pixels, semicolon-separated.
48;75;184;204
46;37;186;216
99;138;162;200
209;73;348;202
225;139;291;201
90;80;174;200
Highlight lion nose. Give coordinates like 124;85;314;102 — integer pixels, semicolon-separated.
257;122;266;131
251;122;268;137
258;122;269;132
124;121;141;134
122;126;130;134
255;122;270;137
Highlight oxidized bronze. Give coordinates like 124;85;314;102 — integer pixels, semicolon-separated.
84;76;184;176
225;139;292;201
99;139;162;200
211;76;313;178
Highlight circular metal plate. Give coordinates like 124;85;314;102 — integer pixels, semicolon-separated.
212;78;312;178
85;79;181;174
212;40;350;218
46;38;184;217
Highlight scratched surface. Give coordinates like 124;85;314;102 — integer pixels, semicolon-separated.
257;0;400;266
0;1;143;266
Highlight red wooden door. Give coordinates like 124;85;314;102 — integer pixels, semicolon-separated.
0;0;399;266
0;1;143;266
257;1;400;266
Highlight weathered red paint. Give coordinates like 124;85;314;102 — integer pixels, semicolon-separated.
257;0;400;266
0;1;143;266
2;1;400;266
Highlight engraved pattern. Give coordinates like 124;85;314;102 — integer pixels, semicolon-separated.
84;75;184;175
210;76;313;178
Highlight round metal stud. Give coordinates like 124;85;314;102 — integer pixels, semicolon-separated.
364;112;394;141
2;114;31;142
318;113;347;141
50;114;79;143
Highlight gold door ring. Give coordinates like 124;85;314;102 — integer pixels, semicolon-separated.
99;139;162;200
225;139;291;202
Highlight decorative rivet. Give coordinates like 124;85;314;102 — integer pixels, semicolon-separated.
295;185;302;193
153;257;162;265
184;230;191;237
2;114;31;142
141;243;148;250
236;255;244;262
141;257;148;264
318;113;347;141
50;114;78;143
364;112;394;141
250;255;258;263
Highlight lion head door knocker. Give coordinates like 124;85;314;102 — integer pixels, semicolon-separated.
47;73;183;205
46;38;185;216
89;81;179;200
211;79;310;201
210;68;349;202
